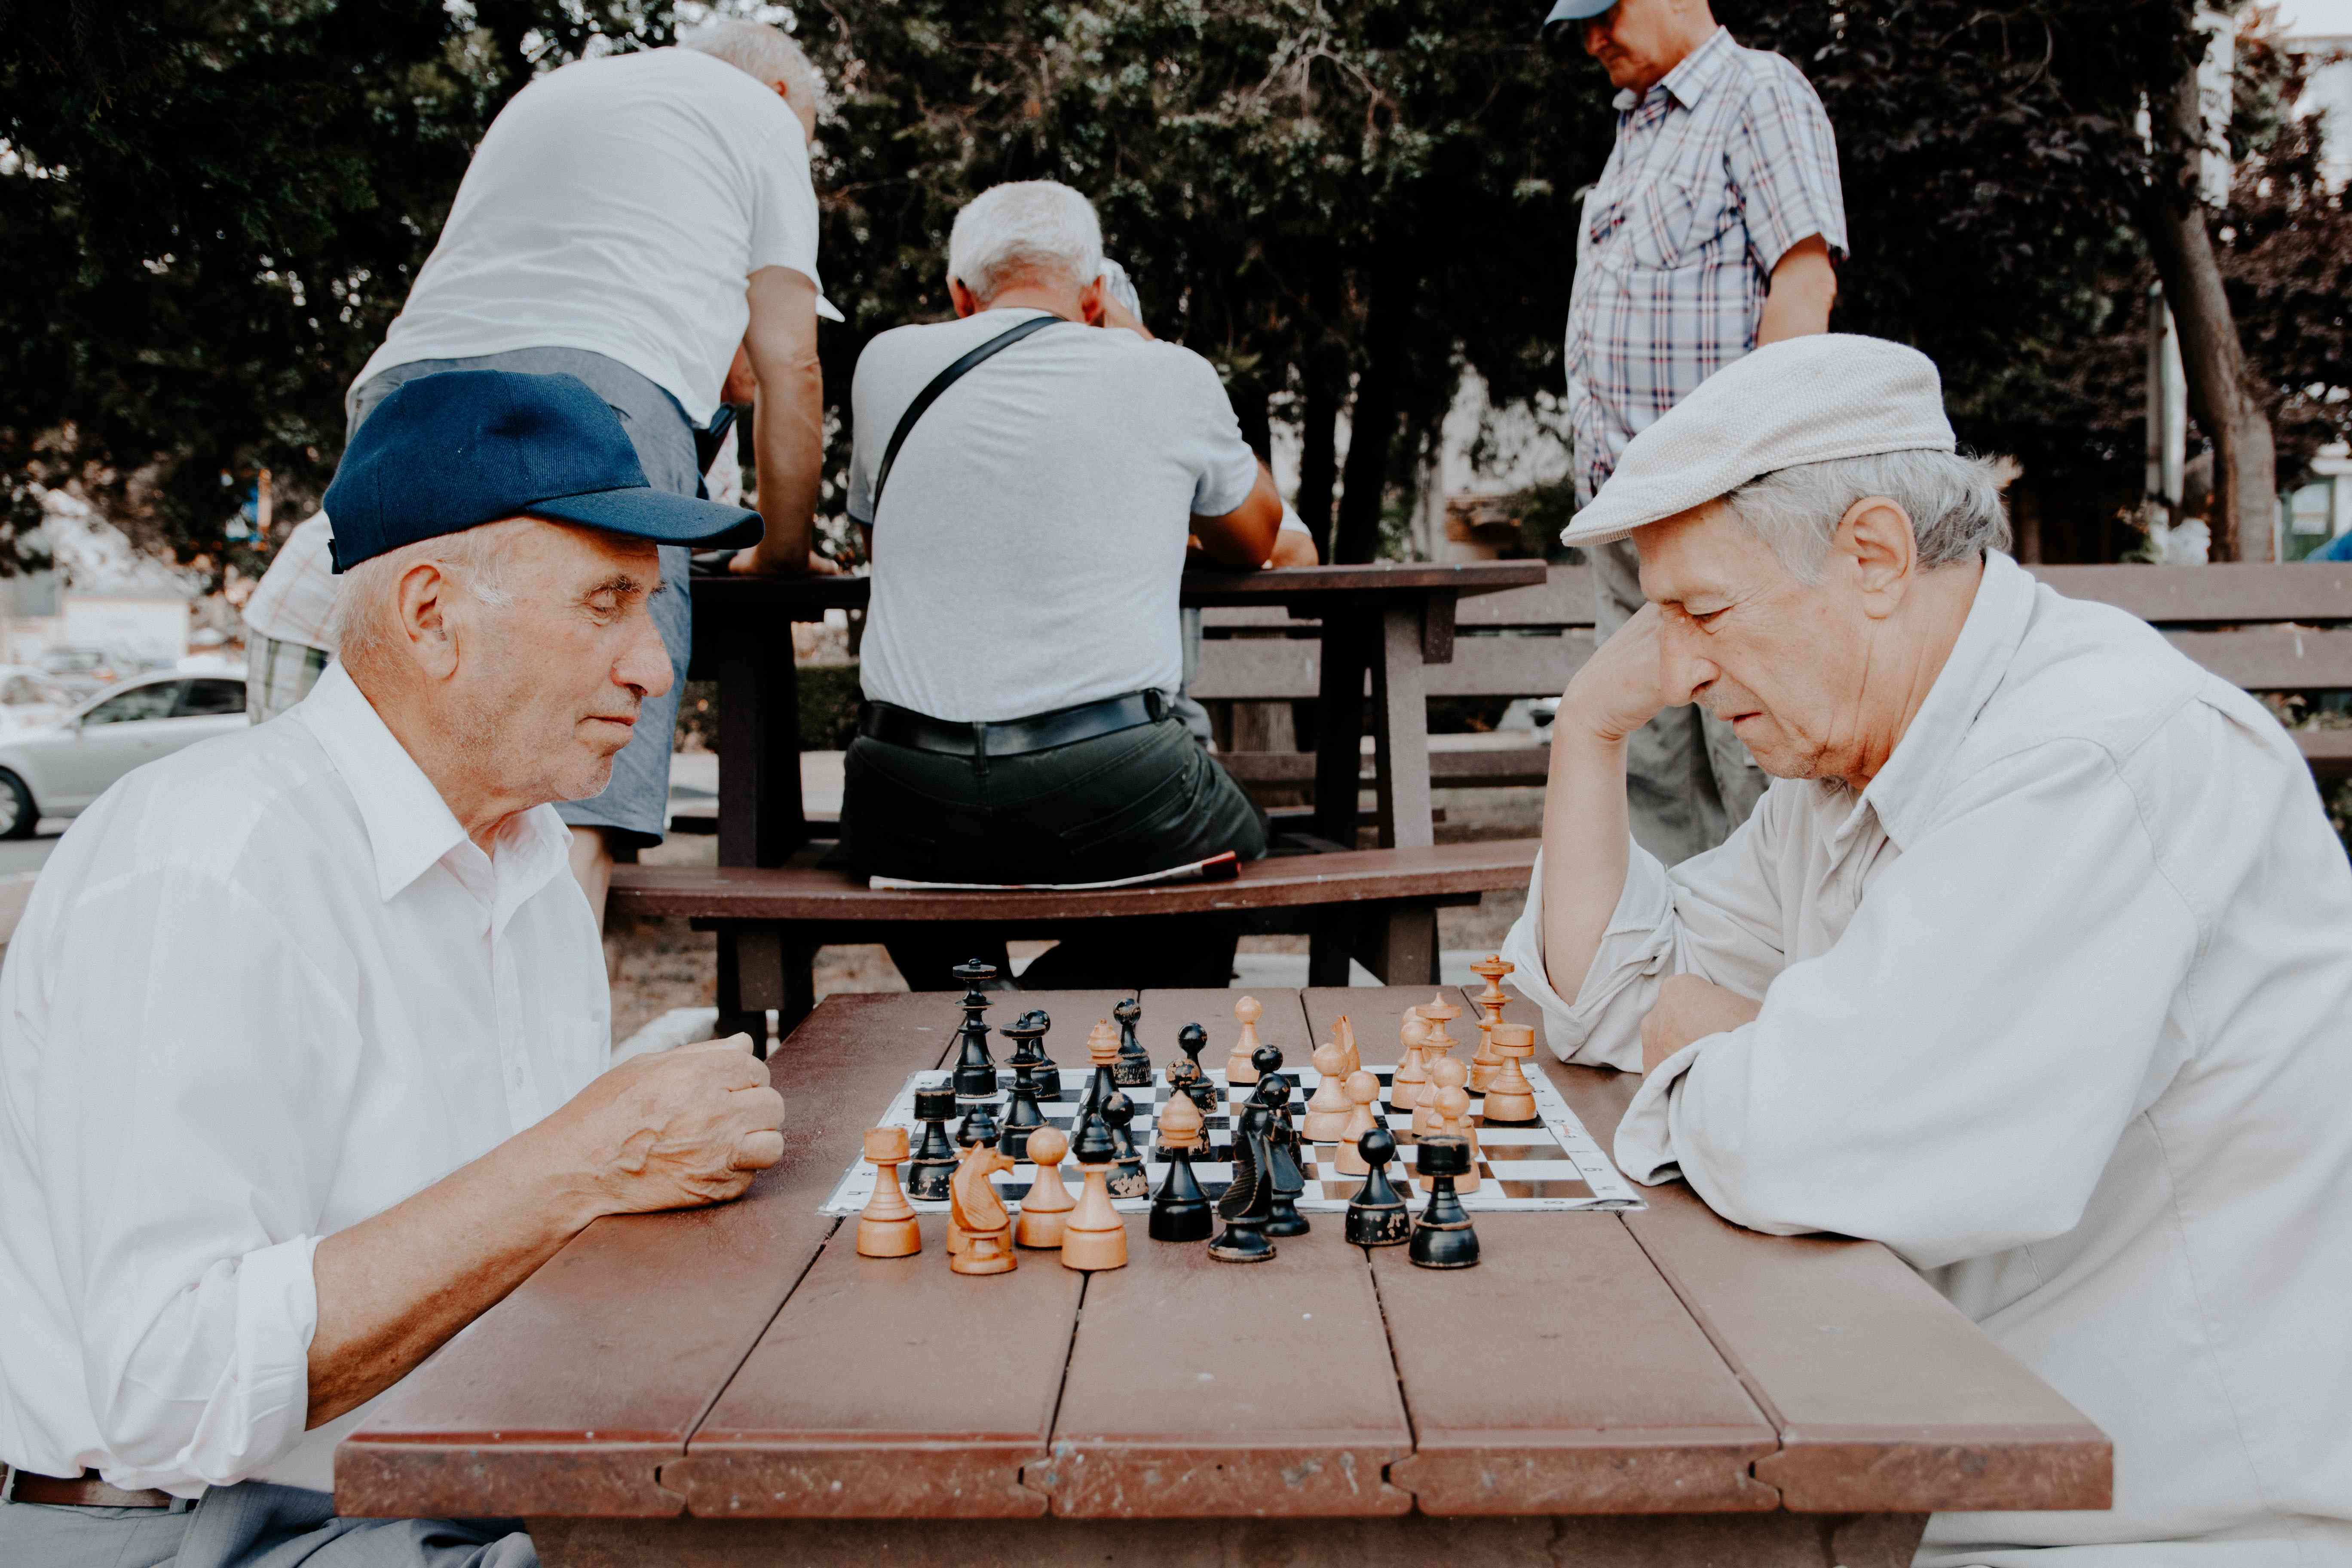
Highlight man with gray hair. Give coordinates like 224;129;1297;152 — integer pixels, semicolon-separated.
0;372;787;1565
1505;334;2352;1562
836;179;1286;991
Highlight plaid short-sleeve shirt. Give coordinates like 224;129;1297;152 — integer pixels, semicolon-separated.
1565;28;1847;503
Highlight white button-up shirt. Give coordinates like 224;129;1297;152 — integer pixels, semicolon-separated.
1505;553;2352;1563
0;662;608;1497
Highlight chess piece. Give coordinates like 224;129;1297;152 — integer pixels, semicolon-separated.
1390;1014;1431;1116
1408;1135;1480;1269
1014;1126;1075;1249
949;1142;1019;1275
1344;1127;1412;1246
1430;1058;1480;1194
1002;1010;1061;1102
905;1085;960;1202
1482;1022;1540;1125
1418;993;1461;1082
1250;1041;1284;1090
1078;1020;1121;1124
956;1098;1001;1155
1112;996;1152;1087
1060;1103;1129;1271
1001;1059;1045;1161
1226;995;1263;1084
1302;1041;1352;1142
1257;1079;1310;1237
1148;1090;1214;1242
1335;1014;1362;1078
950;958;1000;1099
856;1127;922;1258
1412;1047;1451;1137
1101;1091;1150;1199
1173;1022;1219;1112
1469;955;1513;1093
1335;1069;1382;1176
1209;1102;1278;1263
949;1102;1003;1257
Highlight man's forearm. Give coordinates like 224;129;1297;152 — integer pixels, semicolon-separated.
1538;724;1635;1006
747;357;824;571
306;1129;600;1428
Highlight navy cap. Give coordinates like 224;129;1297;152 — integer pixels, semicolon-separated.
322;369;763;572
1542;0;1615;34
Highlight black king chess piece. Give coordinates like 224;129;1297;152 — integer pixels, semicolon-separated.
1100;1091;1151;1198
1003;1008;1060;1099
1408;1134;1481;1269
1000;1059;1044;1161
950;958;999;1100
905;1085;959;1201
1209;1102;1278;1262
1256;1071;1310;1237
1112;996;1152;1088
1344;1127;1412;1246
1173;1023;1219;1113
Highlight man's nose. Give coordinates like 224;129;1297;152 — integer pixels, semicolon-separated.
1657;616;1720;701
616;603;674;701
1583;16;1611;55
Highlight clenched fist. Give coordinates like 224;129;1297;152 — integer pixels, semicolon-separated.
540;1034;786;1214
1559;602;1699;745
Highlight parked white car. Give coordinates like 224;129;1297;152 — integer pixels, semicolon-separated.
0;667;83;735
0;671;248;839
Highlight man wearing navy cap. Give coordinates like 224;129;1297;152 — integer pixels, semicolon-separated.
0;372;785;1566
1547;0;1846;865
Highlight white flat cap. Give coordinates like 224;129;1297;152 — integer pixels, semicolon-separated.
1560;334;1956;548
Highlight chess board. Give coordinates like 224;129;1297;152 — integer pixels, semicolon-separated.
820;1063;1645;1217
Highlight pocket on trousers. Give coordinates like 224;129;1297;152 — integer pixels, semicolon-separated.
1050;756;1201;866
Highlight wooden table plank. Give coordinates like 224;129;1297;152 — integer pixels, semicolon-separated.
337;992;961;1519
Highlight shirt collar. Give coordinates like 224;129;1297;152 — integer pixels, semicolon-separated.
1618;25;1736;114
291;662;571;906
1830;551;2037;853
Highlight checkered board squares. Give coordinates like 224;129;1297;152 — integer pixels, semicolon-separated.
819;1064;1645;1217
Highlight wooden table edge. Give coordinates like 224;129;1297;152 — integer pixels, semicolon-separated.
664;1440;1053;1519
335;1437;686;1519
1028;1434;1416;1519
1757;1424;2114;1514
1388;1427;1785;1517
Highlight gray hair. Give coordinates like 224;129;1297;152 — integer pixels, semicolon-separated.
331;523;526;673
948;181;1104;303
1718;449;2014;585
677;18;826;119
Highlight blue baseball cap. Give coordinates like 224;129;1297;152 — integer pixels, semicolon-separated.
1542;0;1615;34
322;369;763;572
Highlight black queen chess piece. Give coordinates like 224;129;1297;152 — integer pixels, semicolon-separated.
1344;1127;1412;1247
1407;1134;1480;1269
905;1084;960;1202
950;958;999;1100
1000;1059;1045;1162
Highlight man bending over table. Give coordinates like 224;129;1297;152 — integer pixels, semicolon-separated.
0;371;787;1566
1504;334;2352;1564
836;179;1286;992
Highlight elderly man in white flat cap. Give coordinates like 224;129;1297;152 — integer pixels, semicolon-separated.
1504;334;2352;1563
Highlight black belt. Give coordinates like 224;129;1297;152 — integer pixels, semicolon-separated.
859;691;1167;758
1;1464;189;1510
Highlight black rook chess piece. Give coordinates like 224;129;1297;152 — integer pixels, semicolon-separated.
1408;1135;1480;1269
1004;1009;1060;1099
1100;1092;1150;1199
1112;996;1152;1088
905;1085;959;1201
1000;1060;1044;1161
1344;1127;1412;1246
1209;1103;1278;1263
950;958;999;1099
1175;1023;1219;1113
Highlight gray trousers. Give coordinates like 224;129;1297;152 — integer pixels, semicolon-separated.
1592;536;1768;865
0;1479;533;1567
348;346;701;847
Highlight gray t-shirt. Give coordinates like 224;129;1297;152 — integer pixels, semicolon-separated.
848;308;1259;723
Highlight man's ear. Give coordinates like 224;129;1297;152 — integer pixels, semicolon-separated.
1078;276;1107;326
948;278;980;319
395;560;462;680
1834;496;1917;619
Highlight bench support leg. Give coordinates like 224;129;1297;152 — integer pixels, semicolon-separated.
1308;908;1360;988
1356;904;1439;987
713;925;818;1060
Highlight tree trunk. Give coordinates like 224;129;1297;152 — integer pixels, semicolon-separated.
1333;258;1423;564
2142;66;2277;563
1295;251;1346;559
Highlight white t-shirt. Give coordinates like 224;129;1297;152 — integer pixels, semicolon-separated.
849;309;1260;723
353;48;822;426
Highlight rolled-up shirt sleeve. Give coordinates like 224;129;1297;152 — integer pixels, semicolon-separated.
30;865;356;1487
1726;59;1848;272
1620;741;2197;1270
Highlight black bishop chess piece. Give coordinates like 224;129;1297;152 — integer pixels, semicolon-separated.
1147;1088;1214;1242
905;1085;959;1202
1100;1092;1150;1199
1209;1102;1279;1263
1174;1023;1219;1114
1256;1072;1310;1238
1344;1127;1412;1246
1000;1059;1045;1162
1408;1134;1481;1269
956;1096;1002;1154
1112;996;1152;1088
950;958;999;1100
1003;1008;1060;1099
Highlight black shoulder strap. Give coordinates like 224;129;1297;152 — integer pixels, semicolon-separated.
867;312;1067;520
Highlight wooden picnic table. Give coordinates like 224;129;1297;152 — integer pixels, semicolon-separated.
686;560;1547;863
338;987;2109;1566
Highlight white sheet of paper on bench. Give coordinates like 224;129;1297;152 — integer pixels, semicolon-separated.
819;1061;1646;1217
865;849;1240;893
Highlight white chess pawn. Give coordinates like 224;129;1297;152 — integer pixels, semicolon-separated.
1227;995;1263;1085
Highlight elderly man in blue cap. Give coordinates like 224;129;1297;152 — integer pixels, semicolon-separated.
1546;0;1847;866
0;371;787;1566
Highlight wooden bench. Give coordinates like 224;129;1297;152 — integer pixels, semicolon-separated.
1195;560;2352;795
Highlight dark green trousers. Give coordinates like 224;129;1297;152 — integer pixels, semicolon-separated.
837;716;1268;992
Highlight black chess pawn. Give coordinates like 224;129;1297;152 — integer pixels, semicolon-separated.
950;958;999;1099
956;1096;1002;1152
1006;1008;1060;1099
905;1085;959;1201
1175;1023;1218;1113
1344;1127;1412;1246
1209;1102;1279;1263
1256;1073;1310;1238
1408;1135;1480;1269
1000;1060;1045;1161
1112;996;1152;1088
1100;1092;1150;1199
1250;1042;1284;1089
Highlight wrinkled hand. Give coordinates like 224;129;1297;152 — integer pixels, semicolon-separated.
1558;603;1698;746
1639;975;1761;1074
544;1035;785;1213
